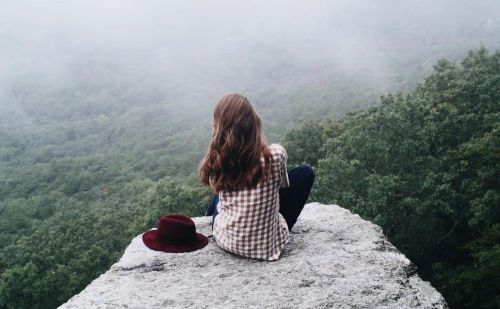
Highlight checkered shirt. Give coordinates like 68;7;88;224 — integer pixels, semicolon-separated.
212;143;290;261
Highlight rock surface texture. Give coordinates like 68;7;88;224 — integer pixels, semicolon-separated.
60;203;447;308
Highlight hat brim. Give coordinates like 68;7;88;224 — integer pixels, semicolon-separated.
142;229;209;253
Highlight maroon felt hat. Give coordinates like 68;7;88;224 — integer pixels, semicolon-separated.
142;214;208;253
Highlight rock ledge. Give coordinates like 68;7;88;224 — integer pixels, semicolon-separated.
60;203;447;308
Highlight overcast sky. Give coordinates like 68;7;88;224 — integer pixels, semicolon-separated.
1;0;499;115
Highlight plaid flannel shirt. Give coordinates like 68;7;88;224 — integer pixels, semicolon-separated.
212;143;290;261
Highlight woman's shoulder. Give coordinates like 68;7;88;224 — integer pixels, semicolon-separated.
268;143;287;160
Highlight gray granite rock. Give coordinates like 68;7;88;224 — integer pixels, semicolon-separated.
59;203;447;308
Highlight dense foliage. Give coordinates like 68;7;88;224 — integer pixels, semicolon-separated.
0;176;210;309
0;47;497;308
282;47;499;308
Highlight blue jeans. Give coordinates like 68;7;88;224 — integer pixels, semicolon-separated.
206;164;315;231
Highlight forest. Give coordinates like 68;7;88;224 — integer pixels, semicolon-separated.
283;47;499;309
0;47;498;309
1;1;500;308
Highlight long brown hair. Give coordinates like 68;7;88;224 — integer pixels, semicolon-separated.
198;93;272;192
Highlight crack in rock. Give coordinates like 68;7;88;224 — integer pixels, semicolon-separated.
113;263;165;273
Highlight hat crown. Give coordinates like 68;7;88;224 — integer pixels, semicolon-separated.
156;215;197;245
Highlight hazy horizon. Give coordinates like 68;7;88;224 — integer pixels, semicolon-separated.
2;1;500;132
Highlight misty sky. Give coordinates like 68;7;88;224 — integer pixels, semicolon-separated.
1;0;500;122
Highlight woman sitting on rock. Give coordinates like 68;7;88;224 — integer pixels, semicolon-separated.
198;93;314;261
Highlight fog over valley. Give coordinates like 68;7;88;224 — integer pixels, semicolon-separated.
0;2;499;308
2;0;499;141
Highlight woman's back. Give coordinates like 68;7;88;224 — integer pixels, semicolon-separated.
199;93;312;261
212;143;290;261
